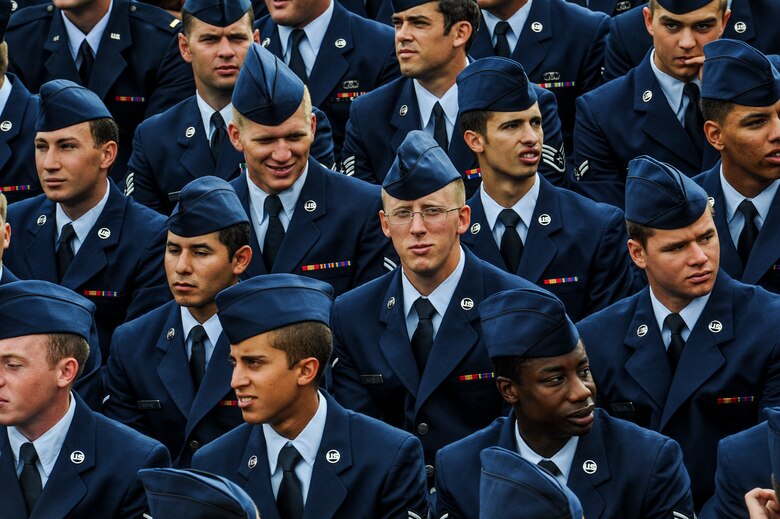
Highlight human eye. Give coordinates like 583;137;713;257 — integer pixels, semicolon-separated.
392;209;413;219
423;207;446;217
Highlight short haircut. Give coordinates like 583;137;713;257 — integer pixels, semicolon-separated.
48;332;90;379
439;0;480;51
626;220;655;247
181;8;255;36
459;109;490;137
218;222;251;258
492;356;529;383
701;98;736;125
89;117;119;147
647;0;728;15
232;87;312;131
268;321;332;385
380;178;466;209
0;192;7;224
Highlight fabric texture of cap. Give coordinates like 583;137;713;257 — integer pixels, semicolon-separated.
35;79;113;132
139;468;257;519
479;287;578;359
390;0;438;14
168;176;249;237
457;57;538;114
702;39;780;106
382;130;461;201
656;0;713;14
183;0;252;26
232;43;305;126
480;447;584;519
625;155;709;230
216;274;333;344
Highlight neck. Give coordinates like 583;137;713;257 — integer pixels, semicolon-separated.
652;286;694;314
404;245;460;296
516;416;570;459
482;171;535;207
62;0;111;35
487;0;528;23
186;302;218;325
197;86;232;113
18;392;71;442
416;56;467;99
60;177;108;221
721;160;775;199
271;388;319;440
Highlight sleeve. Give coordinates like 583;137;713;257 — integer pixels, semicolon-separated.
642;438;696;519
125;222;171;321
118;443;172;519
698;438;752;519
352;193;393;288
760;327;780;411
377;435;429;519
603;16;636;82
126;122;166;214
578;15;610;94
536;86;567;188
341;102;381;183
312;106;336;169
145;30;195;119
104;326;153;435
434;449;467;519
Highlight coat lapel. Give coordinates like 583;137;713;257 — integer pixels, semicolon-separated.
460;191;505;270
743;187;780;284
389;80;421;153
0;76;32;174
511;0;551;76
179;99;216;183
233;173;268;278
699;166;744;278
259;23;284;64
0;432;27;519
43;12;81;83
519;176;561;283
156;304;196;418
568;413;611;519
23;198;59;282
87;2;131;97
724;0;756;43
186;332;234;438
378;270;421;396
238;426;281;519
306;4;352;108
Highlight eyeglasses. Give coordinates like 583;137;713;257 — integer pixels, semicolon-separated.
385;207;461;225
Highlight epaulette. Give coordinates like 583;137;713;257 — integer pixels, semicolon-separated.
6;3;54;29
127;1;182;33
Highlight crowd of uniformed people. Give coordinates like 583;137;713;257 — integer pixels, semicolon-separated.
2;0;780;516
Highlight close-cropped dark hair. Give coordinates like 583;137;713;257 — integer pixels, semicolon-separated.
48;332;90;379
218;222;251;258
701;98;735;125
269;321;333;385
492;356;528;384
439;0;480;51
89;117;119;147
459;109;489;137
181;8;255;36
626;220;654;248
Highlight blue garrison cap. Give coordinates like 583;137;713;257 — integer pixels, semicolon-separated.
0;280;96;341
35;80;113;132
183;0;252;26
480;447;584;519
768;408;780;483
656;0;714;14
702;39;780;106
625;156;709;230
139;468;257;519
382;130;461;200
0;0;12;41
216;274;333;344
457;57;538;114
479;287;578;359
168;176;249;237
391;0;435;13
233;43;305;126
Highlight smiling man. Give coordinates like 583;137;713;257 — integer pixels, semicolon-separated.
435;286;694;519
577;155;780;508
105;176;252;467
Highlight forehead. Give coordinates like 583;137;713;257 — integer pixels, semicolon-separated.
520;343;587;374
35;121;93;144
725;101;780;124
486;104;542;125
229;331;276;356
166;229;224;247
393;1;442;20
646;208;714;245
238;103;309;139
0;334;49;356
652;0;724;23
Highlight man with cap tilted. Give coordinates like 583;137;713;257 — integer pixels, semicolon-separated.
0;0;41;204
3;80;170;361
4;0;194;181
577;155;780;508
694;39;780;295
0;280;171;519
253;0;400;159
435;286;695;519
572;0;726;208
227;43;389;296
457;57;637;322
604;0;780;82
192;274;429;518
341;0;566;195
105;176;252;467
126;0;337;215
330;130;537;476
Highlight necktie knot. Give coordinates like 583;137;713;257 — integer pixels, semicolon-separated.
683;82;700;103
414;297;436;321
494;20;511;35
210;111;226;132
60;222;76;244
190;324;207;343
279;444;303;472
291;28;306;46
265;195;284;218
738;199;758;220
20;443;38;465
664;313;686;335
537;459;562;477
498;208;521;228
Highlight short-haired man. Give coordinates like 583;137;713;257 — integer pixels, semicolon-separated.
604;0;780;82
0;280;171;518
126;0;336;215
457;57;637;322
695;39;780;294
577;156;780;507
254;0;400;158
106;176;252;467
3;80;169;360
330;130;538;476
573;0;727;208
228;43;389;295
342;0;566;195
192;274;430;518
435;286;695;519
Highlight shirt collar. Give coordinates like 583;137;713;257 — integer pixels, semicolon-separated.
401;245;466;320
56;178;111;243
180;306;223;347
412;80;459;130
195;92;234;139
278;0;334;57
649;286;711;335
514;419;579;483
480;174;539;231
246;162;308;222
649;49;700;117
8;393;77;480
263;391;328;473
0;75;13;116
719;165;780;225
62;0;113;60
481;0;533;40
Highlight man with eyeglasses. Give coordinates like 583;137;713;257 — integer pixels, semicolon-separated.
329;130;538;479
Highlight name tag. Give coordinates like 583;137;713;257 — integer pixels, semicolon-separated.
359;374;384;385
137;400;162;410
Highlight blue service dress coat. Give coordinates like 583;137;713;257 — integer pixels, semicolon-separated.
572;51;720;208
105;300;244;468
461;177;637;322
341;76;567;197
694;164;780;295
254;2;400;159
468;0;610;152
434;409;695;519
603;0;780;81
566;0;641;16
126;95;337;214
0;393;171;519
329;248;538;470
0;266;20;285
231;157;390;297
576;273;780;508
5;0;195;182
191;392;430;519
4;181;171;359
698;421;770;519
0;74;40;204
